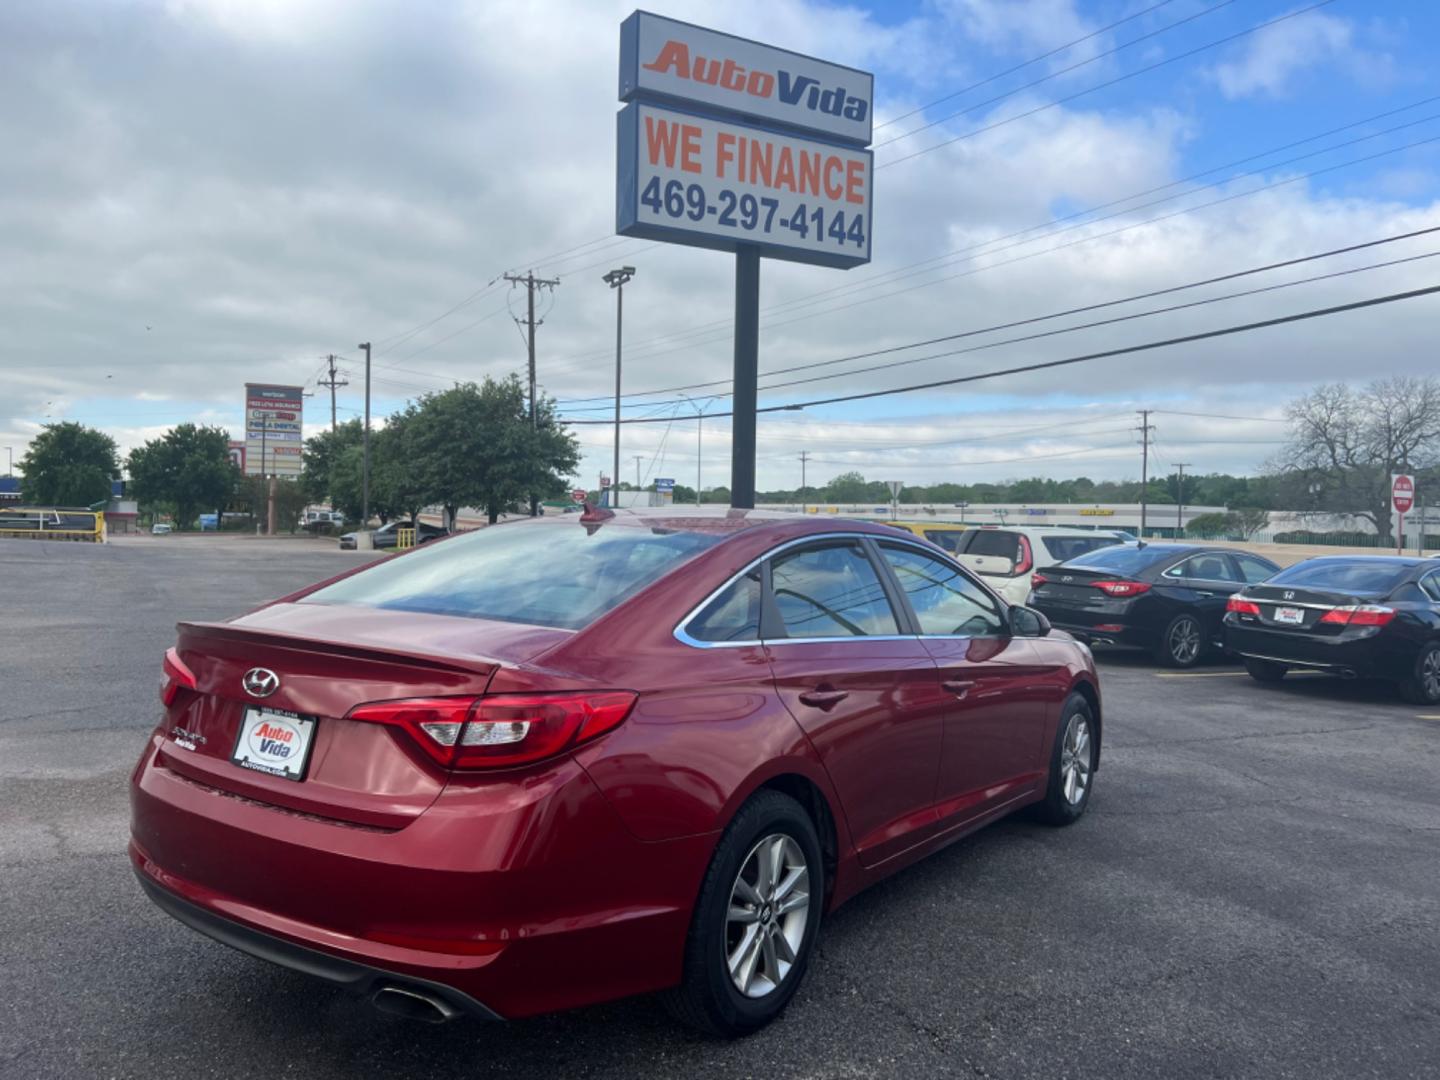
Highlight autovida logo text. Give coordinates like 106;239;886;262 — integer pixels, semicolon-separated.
251;721;295;759
643;40;868;123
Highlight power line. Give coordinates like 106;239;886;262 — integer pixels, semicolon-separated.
1152;408;1289;423
874;0;1183;132
551;112;1440;377
878;0;1339;170
874;0;1237;149
563;283;1440;425
559;235;1440;415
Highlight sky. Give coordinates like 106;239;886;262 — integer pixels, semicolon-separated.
4;0;1440;493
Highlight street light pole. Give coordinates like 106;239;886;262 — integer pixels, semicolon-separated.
602;267;636;509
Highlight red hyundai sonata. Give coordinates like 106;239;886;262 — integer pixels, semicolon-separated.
130;509;1101;1035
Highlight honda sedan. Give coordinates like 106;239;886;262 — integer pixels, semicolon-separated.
1224;555;1440;703
130;509;1101;1036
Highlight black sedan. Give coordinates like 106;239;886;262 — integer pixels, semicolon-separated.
1030;543;1280;667
1223;555;1440;704
337;519;448;551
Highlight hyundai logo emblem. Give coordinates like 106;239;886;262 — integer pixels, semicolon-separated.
242;667;280;698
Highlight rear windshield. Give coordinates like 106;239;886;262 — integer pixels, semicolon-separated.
304;522;722;630
1062;544;1175;574
1040;535;1122;561
1266;559;1412;595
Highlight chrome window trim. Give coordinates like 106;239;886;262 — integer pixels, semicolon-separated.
673;532;1003;650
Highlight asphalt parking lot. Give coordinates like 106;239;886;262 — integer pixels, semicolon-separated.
2;536;1438;1080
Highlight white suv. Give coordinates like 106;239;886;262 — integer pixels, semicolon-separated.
950;526;1131;606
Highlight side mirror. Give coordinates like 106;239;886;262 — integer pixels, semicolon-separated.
1011;606;1052;638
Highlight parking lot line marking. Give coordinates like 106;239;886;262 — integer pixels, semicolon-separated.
1418;714;1440;721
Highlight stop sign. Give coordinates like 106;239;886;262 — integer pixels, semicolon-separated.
1392;474;1415;514
571;488;587;504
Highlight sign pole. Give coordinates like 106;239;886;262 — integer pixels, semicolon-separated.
731;245;760;510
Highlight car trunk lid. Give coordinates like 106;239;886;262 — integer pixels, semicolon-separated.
156;604;571;828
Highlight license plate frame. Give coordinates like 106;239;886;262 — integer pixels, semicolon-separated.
231;706;318;782
1274;606;1305;626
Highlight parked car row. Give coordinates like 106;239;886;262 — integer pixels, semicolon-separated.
1027;541;1440;704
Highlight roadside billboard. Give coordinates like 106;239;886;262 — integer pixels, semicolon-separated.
243;383;304;477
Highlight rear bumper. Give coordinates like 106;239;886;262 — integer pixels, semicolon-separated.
132;859;499;1020
130;736;715;1019
1045;618;1149;649
1223;624;1405;679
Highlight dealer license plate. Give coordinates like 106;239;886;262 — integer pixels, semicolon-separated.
231;706;317;782
1274;607;1305;626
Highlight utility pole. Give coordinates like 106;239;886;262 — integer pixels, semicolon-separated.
1172;462;1191;536
505;271;561;516
1136;409;1155;539
317;354;348;433
799;451;810;513
603;267;636;510
359;341;371;529
677;393;708;505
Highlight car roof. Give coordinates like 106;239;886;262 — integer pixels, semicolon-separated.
511;506;908;543
1290;554;1433;567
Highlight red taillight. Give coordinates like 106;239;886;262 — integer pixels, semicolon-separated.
1014;536;1034;576
1226;597;1262;616
160;647;197;706
1031;572;1048;589
1095;580;1151;598
1318;605;1395;627
347;691;637;770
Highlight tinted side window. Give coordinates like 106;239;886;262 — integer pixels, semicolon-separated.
880;545;1004;636
1235;555;1277;584
966;530;1018;559
1168;554;1240;582
770;543;899;638
1420;572;1440;602
685;568;762;643
922;529;964;553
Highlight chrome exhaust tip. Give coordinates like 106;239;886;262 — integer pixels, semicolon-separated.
371;985;462;1023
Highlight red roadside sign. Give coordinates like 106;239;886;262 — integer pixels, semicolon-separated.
1392;474;1414;514
571;488;587;504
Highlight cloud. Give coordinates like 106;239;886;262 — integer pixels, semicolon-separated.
1209;10;1393;100
2;0;1437;490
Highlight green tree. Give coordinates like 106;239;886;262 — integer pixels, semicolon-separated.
18;422;119;507
301;419;364;508
402;376;580;526
127;424;235;530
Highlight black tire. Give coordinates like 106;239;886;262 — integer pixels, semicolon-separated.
1244;657;1288;684
663;790;824;1038
1031;693;1097;826
1398;641;1440;705
1155;613;1204;668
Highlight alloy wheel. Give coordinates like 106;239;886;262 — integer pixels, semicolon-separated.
1059;713;1092;806
1170;618;1201;665
725;833;810;999
1424;647;1440;701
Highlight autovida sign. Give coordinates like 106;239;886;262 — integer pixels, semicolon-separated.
617;11;873;269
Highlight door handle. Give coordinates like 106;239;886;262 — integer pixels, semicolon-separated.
1196;591;1215;598
942;679;977;699
798;688;849;709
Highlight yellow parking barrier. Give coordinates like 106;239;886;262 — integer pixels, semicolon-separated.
395;526;417;551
